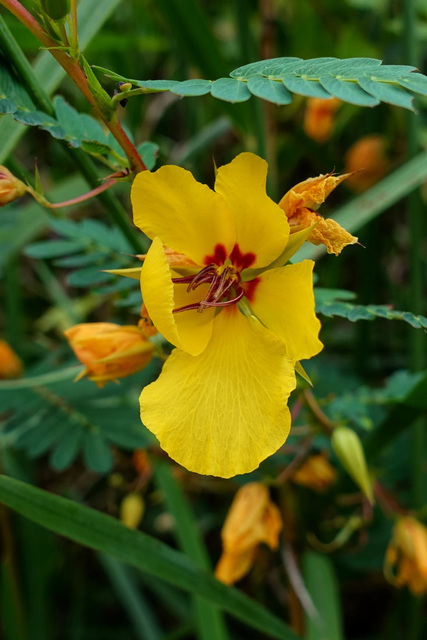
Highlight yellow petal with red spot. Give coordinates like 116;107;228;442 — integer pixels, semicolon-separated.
215;153;290;269
140;308;296;478
140;237;215;356
249;260;322;362
132;165;235;266
309;217;358;256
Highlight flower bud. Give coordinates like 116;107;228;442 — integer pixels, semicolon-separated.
120;493;145;529
292;454;336;492
384;517;427;595
0;166;27;207
331;426;374;503
39;0;70;21
0;340;23;379
64;322;154;387
215;483;282;585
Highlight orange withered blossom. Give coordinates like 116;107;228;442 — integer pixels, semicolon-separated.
215;482;282;585
384;517;427;596
279;172;358;256
0;166;27;207
64;322;154;387
292;453;337;492
344;134;389;192
0;340;23;379
303;97;340;144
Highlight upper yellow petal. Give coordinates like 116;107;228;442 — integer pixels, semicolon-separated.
215;153;290;269
140;308;296;478
132;165;235;266
248;261;323;362
141;237;214;356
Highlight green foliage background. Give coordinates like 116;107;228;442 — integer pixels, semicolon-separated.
0;1;426;639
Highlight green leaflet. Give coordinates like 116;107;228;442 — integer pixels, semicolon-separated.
94;56;427;108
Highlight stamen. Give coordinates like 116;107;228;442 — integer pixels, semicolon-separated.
171;264;244;314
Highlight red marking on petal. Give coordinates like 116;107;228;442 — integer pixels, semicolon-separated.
230;244;256;270
203;243;227;266
243;277;260;303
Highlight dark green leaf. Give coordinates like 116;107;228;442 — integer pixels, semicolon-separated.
50;426;85;471
68;267;111;287
83;431;114;473
302;552;344;640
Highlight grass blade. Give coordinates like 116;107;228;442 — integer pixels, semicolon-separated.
0;474;301;640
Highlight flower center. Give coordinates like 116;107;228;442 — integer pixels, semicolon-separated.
172;264;245;313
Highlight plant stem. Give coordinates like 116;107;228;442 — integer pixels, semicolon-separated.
48;179;116;208
69;0;78;53
0;0;146;172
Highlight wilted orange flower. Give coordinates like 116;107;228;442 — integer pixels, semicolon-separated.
0;166;27;207
384;517;427;595
279;173;358;256
303;97;341;144
344;134;389;192
0;340;23;378
292;454;336;492
64;322;154;387
215;483;282;585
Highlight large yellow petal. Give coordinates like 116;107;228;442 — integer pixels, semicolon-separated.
141;237;214;356
132;165;235;266
140;308;296;478
215;153;289;269
249;261;323;362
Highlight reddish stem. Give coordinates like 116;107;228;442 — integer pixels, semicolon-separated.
0;0;146;173
49;179;115;208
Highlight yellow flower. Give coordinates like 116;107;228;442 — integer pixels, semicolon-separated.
0;166;27;207
292;454;336;492
279;173;358;256
303;97;340;144
0;340;23;379
215;483;282;585
384;517;427;595
64;322;154;387
131;152;322;477
344;134;389;193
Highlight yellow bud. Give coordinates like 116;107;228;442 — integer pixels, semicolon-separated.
64;322;154;387
0;340;23;379
120;493;144;530
331;426;374;503
0;166;27;207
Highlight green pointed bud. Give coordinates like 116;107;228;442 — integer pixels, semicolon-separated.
331;426;374;504
39;0;70;21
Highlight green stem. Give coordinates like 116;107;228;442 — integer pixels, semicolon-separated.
0;0;146;172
